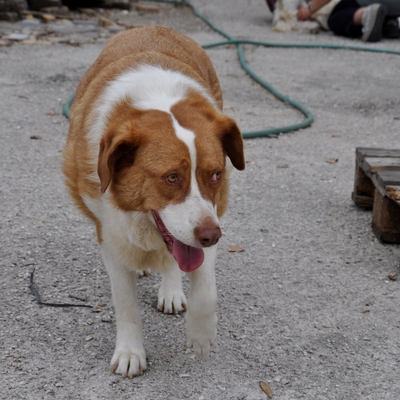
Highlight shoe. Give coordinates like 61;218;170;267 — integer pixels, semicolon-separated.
361;3;388;42
383;17;400;38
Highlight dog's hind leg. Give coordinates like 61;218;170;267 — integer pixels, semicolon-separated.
101;244;147;378
157;264;187;314
185;246;218;358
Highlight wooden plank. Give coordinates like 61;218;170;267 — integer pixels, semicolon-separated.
372;188;400;243
351;192;374;208
362;157;400;173
375;170;400;187
353;148;400;243
371;170;400;198
352;164;375;208
356;147;400;157
356;147;400;163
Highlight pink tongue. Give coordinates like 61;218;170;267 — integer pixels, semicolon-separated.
172;239;204;273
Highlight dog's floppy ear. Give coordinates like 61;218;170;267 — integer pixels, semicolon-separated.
217;115;245;170
98;127;139;193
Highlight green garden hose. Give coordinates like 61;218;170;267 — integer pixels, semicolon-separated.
63;0;400;139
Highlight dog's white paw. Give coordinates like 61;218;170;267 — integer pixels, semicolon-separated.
157;285;187;314
110;344;146;378
185;312;217;358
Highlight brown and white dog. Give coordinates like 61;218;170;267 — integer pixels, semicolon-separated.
63;26;245;378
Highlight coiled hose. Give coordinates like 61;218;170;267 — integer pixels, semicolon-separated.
63;0;400;138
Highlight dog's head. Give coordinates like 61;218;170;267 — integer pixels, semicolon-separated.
97;96;244;272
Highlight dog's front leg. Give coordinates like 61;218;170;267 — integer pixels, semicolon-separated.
158;264;187;314
101;245;146;378
185;246;218;357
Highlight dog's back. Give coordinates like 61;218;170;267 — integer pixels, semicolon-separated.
75;27;222;108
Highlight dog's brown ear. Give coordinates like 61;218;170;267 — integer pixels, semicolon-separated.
98;128;139;193
217;115;245;170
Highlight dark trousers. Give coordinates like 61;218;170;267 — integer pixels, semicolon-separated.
328;0;363;38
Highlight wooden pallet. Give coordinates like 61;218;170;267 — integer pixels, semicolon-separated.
352;147;400;243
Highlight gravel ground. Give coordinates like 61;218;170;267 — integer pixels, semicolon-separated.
1;1;400;399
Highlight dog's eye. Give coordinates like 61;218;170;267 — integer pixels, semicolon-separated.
211;172;221;184
165;174;179;184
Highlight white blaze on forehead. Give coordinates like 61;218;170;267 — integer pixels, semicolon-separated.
158;117;219;247
172;117;196;172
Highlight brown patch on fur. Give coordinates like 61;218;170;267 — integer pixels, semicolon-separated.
63;121;103;242
99;101;192;212
75;27;223;110
171;91;244;217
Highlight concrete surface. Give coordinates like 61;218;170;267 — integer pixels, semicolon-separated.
1;1;400;399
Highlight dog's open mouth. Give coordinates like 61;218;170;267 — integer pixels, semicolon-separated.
152;211;204;273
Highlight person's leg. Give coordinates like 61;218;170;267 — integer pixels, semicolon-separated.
382;17;400;38
328;0;388;42
328;0;362;38
360;3;388;42
353;7;365;25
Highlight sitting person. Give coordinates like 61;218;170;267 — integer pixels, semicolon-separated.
297;0;400;42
